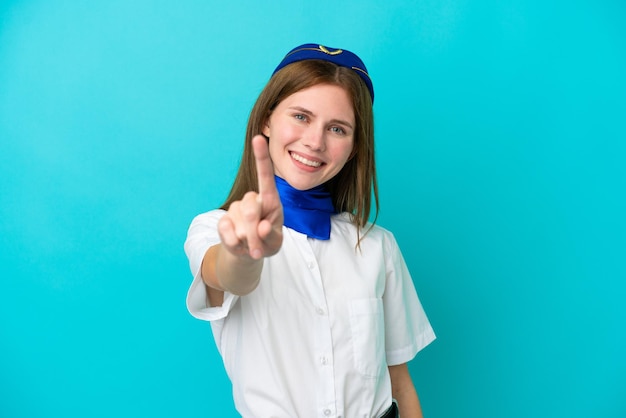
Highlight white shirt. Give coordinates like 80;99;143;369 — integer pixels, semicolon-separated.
185;210;435;418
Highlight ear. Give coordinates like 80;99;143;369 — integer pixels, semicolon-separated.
262;119;270;137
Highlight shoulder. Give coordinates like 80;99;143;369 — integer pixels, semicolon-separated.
186;209;227;244
332;212;398;248
188;209;227;228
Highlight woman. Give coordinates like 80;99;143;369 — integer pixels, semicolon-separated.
185;43;435;417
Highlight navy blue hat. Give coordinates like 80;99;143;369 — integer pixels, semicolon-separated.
272;43;374;103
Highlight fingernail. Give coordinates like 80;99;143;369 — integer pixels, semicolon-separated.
251;249;262;259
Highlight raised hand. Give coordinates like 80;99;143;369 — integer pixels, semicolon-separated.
218;135;284;260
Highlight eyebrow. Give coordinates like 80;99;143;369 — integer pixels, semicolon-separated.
288;106;354;130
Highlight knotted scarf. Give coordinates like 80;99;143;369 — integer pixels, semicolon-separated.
274;176;335;240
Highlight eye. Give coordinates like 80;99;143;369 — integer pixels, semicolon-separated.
294;113;307;122
330;126;346;135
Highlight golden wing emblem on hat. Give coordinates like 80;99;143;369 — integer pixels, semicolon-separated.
319;45;343;55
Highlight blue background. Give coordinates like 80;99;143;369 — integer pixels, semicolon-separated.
1;1;625;417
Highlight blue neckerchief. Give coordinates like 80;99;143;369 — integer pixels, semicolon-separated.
274;176;335;240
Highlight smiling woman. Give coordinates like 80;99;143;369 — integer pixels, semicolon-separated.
3;1;624;417
183;43;435;417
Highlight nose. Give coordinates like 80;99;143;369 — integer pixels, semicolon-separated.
303;126;326;151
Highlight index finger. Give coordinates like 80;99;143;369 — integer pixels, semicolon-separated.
252;135;277;197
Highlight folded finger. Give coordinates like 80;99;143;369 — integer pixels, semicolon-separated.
239;191;264;259
218;215;243;251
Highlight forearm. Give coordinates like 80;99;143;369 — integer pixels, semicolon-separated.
395;387;422;418
201;244;263;296
389;364;423;418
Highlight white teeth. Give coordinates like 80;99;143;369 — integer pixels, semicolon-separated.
291;152;322;167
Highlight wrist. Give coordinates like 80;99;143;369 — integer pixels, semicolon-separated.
216;245;264;295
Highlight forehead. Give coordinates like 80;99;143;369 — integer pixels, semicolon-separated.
279;84;355;117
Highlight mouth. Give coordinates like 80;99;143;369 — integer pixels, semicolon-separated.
290;152;323;168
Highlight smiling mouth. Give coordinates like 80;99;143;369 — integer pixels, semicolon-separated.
290;152;322;168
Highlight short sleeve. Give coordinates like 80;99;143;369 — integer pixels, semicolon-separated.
382;232;436;366
184;210;240;322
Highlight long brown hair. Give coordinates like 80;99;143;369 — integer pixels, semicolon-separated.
221;59;379;232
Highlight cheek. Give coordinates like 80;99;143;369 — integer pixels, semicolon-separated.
267;134;292;168
267;138;281;161
336;140;355;163
266;119;301;141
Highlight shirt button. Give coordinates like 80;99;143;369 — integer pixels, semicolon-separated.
320;356;328;365
323;409;332;416
307;261;315;269
316;307;325;315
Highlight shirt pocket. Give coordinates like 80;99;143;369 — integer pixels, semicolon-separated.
349;298;385;379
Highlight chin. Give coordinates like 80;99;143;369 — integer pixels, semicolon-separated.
286;177;322;191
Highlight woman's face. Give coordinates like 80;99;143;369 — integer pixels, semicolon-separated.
262;83;355;191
